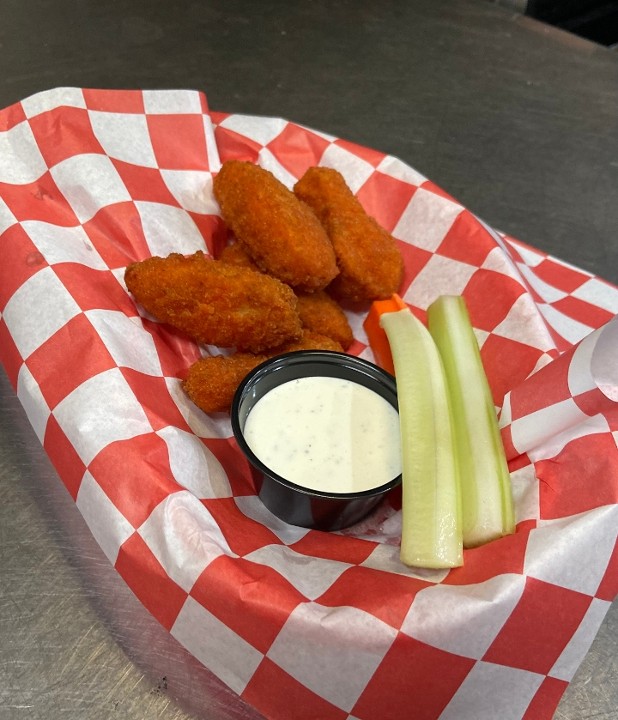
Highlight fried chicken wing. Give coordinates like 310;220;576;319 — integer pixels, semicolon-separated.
217;241;259;271
183;330;344;414
125;251;301;353
296;290;354;350
183;352;269;414
213;161;339;292
294;167;404;302
279;330;343;354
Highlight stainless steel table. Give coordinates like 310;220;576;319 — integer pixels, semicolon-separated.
1;1;617;718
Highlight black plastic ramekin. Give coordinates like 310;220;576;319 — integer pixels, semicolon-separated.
231;350;401;531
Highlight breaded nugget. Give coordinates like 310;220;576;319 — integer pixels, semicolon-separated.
213;161;339;292
183;352;268;414
294;167;404;302
125;251;301;353
183;330;344;414
296;290;354;350
217;241;259;271
277;329;343;354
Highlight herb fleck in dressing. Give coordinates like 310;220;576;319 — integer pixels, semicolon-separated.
243;375;401;493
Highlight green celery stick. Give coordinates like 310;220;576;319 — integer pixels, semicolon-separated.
380;309;463;568
427;296;515;548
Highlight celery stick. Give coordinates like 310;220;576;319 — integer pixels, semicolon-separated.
380;309;463;568
427;296;515;548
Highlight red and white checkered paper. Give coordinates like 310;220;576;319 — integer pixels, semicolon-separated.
1;88;617;720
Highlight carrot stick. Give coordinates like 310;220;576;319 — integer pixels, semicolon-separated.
363;294;408;374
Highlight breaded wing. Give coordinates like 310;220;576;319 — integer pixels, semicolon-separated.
217;241;259;271
125;251;301;353
294;167;404;302
296;290;354;350
213;161;339;292
277;329;343;354
183;352;269;414
183;330;344;414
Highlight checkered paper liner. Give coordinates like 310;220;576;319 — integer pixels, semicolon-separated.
1;88;617;720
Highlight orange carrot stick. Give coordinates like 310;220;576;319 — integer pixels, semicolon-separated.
363;293;408;374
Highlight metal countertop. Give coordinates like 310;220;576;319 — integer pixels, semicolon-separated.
1;1;617;718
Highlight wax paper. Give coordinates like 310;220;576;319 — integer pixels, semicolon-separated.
0;88;617;720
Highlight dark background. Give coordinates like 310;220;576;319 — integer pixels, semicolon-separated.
524;0;618;46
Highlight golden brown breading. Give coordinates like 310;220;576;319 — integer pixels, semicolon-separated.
213;161;339;292
295;290;354;350
219;244;353;349
183;352;269;414
217;241;259;271
294;167;404;302
124;251;301;353
183;330;344;414
275;329;344;354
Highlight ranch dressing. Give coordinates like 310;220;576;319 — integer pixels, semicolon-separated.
243;375;401;493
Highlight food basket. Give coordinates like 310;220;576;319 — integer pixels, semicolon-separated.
0;87;616;720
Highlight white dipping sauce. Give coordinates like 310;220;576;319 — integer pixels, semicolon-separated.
243;375;401;494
